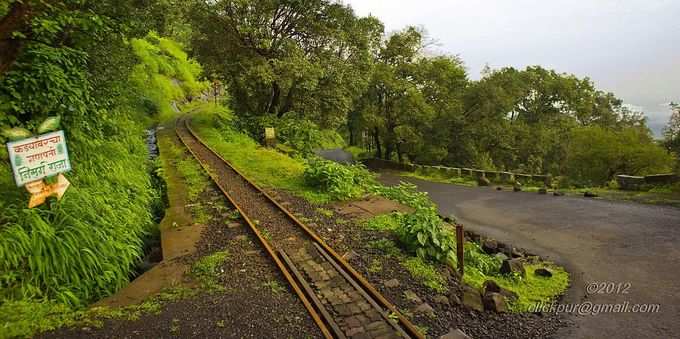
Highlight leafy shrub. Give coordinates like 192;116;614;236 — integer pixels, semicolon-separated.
236;113;345;156
363;213;403;232
304;158;375;200
396;208;457;263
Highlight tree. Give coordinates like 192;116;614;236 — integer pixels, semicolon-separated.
664;103;680;157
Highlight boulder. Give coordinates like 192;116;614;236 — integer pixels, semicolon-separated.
553;191;565;197
538;187;548;195
584;191;599;198
495;252;509;261
433;295;450;305
413;303;436;317
461;285;484;312
483;292;508;313
439;328;472;339
513;182;522;192
511;247;525;258
500;258;526;278
477;176;491;186
483;280;518;301
482;239;498;254
534;268;553;278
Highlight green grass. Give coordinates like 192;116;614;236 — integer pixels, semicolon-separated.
190;251;229;291
463;263;570;312
262;280;286;295
401;257;448;293
316;207;335;218
362;213;402;232
401;170;478;187
367;238;402;257
189;104;332;204
162;143;210;202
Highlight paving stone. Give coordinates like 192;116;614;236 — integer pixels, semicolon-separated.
366;321;384;331
351;332;371;339
345;316;362;328
346;327;365;337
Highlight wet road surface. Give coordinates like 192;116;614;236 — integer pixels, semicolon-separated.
379;172;680;339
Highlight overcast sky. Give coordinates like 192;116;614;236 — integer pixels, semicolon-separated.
344;0;679;137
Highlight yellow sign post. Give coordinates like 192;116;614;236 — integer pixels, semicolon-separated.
25;174;71;208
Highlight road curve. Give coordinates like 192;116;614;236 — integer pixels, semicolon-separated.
379;172;680;339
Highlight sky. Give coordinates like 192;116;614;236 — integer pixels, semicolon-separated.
343;0;679;137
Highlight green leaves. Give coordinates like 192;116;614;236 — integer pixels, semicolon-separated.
37;117;61;134
304;158;376;201
2;127;32;141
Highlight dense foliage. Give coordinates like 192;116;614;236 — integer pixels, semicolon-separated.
182;0;673;185
303;158;374;200
0;1;204;334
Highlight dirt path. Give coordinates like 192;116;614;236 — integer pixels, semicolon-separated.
379;172;680;339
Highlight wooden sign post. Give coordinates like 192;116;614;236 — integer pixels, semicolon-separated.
6;130;72;208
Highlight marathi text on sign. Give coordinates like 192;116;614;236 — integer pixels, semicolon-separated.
7;131;72;187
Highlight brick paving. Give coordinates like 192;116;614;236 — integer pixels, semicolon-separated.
290;247;404;339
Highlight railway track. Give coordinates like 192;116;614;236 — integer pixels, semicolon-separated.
175;116;424;339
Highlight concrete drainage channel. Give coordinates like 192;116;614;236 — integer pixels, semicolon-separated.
175;115;425;339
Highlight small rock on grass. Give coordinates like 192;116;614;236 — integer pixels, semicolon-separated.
482;239;498;254
383;279;400;288
483;280;518;301
500;258;526;278
534;268;553;277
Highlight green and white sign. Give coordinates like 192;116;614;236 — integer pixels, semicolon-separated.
7;130;72;187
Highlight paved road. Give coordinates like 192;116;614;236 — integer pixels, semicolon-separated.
379;172;680;339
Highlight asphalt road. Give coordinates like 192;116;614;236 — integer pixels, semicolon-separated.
379;172;680;339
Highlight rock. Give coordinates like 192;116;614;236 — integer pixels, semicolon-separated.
495;252;509;261
413;303;436;317
383;279;400;288
342;250;359;261
433;295;450;305
439;328;472;339
483;292;508;313
477;176;491;186
461;285;484;312
534;268;553;278
483;280;518;301
227;222;241;229
449;292;462;305
500;258;526;278
404;290;422;304
482;239;498;254
538;187;548;195
511;247;525;258
584;191;598;198
234;235;248;242
553;191;565;197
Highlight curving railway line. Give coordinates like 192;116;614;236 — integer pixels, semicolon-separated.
175;116;424;339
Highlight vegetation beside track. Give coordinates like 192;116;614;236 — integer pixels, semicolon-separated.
189;102;570;313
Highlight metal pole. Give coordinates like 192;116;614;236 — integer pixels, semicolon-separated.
456;224;464;276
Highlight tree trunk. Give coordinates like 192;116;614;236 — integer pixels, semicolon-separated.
0;2;32;76
267;82;281;115
373;127;382;159
278;82;296;117
396;143;403;163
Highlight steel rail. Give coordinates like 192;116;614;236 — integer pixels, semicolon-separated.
174;117;334;339
181;115;424;339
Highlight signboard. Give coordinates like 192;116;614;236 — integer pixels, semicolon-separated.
265;127;276;147
7;130;71;187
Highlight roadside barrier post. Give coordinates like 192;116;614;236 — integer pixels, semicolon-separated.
456;224;464;276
